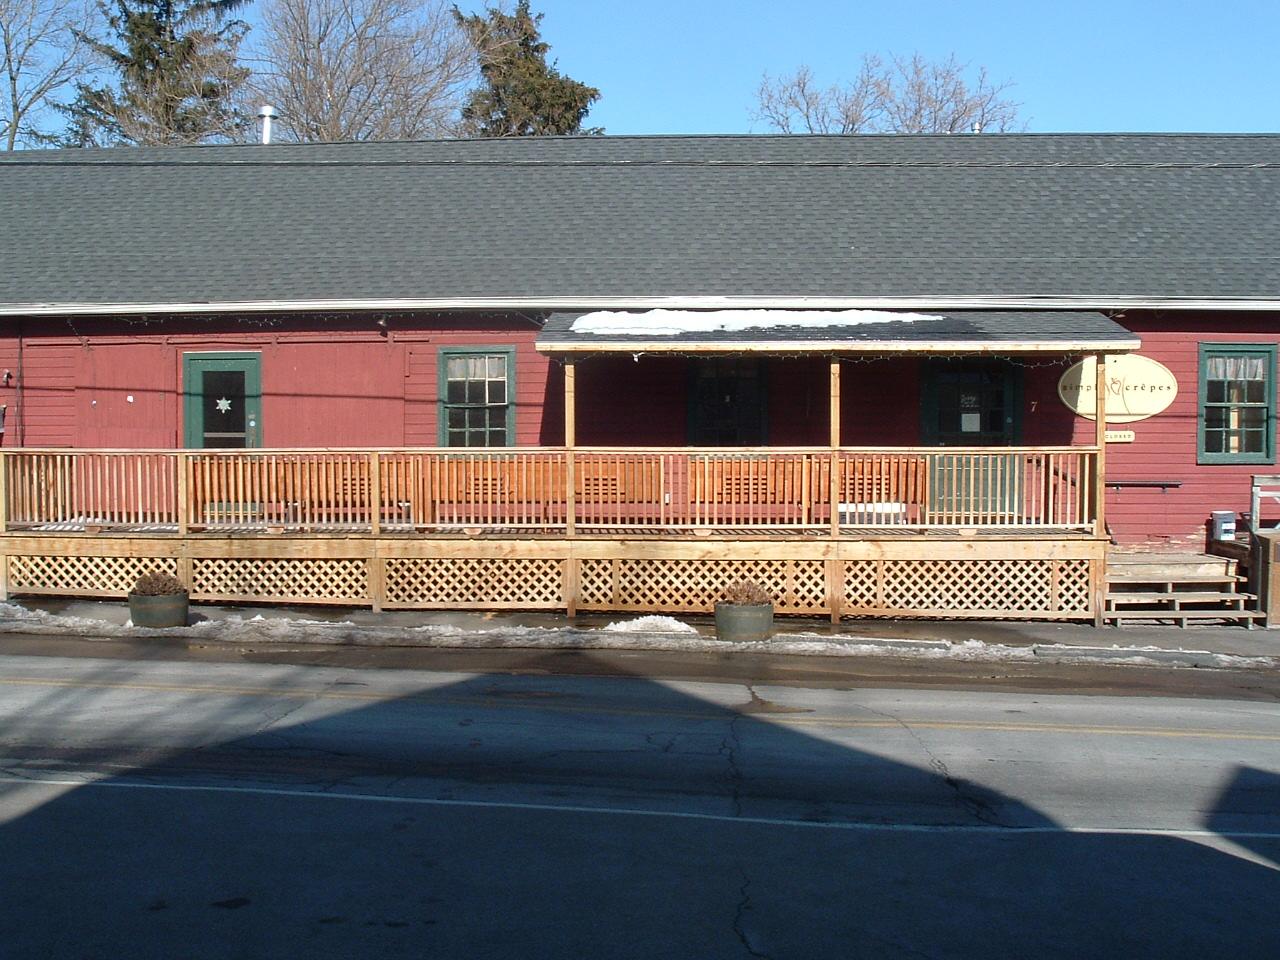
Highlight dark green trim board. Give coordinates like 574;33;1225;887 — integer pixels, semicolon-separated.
182;353;262;448
437;346;517;447
1198;342;1277;465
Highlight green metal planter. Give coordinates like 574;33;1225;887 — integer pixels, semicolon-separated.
128;591;190;629
713;602;774;643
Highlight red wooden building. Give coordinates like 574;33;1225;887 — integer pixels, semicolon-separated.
0;134;1276;620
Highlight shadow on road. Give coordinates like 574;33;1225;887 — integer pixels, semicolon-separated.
0;650;1276;959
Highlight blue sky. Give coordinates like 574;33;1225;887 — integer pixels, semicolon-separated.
463;0;1280;134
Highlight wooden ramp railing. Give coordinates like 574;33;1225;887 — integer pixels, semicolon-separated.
0;446;1098;535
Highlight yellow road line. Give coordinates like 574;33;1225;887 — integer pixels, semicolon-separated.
2;674;1278;742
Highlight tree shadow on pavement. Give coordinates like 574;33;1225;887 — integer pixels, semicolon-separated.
0;650;1276;959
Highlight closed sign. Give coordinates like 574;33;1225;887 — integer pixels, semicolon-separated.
1058;355;1178;423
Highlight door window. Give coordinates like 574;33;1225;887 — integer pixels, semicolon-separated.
927;364;1018;446
183;354;262;448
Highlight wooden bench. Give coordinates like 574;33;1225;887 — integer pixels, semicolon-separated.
420;458;565;528
686;457;814;524
837;456;928;525
573;459;665;525
188;459;413;529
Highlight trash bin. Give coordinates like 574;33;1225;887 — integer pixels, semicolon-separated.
1211;510;1237;541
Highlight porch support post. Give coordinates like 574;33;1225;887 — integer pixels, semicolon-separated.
0;451;7;601
829;358;841;541
0;450;8;534
564;360;578;617
1094;353;1107;537
1093;352;1109;627
564;360;576;538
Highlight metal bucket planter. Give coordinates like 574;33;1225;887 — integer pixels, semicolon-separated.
128;591;190;629
714;602;774;643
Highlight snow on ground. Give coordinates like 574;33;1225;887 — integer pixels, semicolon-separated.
568;309;940;337
0;602;1274;669
603;616;699;634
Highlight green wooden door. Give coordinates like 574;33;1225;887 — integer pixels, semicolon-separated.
921;362;1022;521
183;354;262;448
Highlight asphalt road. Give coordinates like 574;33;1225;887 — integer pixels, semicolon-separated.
1;650;1277;959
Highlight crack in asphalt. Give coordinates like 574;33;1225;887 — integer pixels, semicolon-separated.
854;702;1006;828
720;685;752;818
644;732;679;754
732;869;771;959
253;688;317;733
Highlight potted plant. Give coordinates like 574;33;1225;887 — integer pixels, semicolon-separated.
128;570;190;628
714;580;774;643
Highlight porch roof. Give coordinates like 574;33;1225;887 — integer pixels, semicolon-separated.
535;309;1139;355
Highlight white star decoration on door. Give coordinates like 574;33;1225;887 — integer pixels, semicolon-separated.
215;397;232;413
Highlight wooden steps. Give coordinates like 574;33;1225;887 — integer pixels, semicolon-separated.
1105;552;1263;627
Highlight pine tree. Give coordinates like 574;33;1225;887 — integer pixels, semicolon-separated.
454;1;600;137
62;0;250;146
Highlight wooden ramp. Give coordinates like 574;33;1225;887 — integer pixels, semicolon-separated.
1105;551;1262;627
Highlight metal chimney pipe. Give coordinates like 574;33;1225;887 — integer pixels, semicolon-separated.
257;105;277;145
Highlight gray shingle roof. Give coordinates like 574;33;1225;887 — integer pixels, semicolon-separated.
3;133;1280;310
537;310;1137;353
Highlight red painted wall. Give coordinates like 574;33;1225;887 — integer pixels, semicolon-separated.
0;314;552;449
2;309;1276;547
1079;312;1280;546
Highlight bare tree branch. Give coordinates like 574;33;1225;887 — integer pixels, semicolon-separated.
249;0;478;143
753;53;1021;135
0;0;93;149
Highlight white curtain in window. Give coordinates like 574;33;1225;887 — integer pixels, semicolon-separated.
1207;355;1266;381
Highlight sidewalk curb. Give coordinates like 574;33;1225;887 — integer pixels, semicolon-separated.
1033;644;1228;668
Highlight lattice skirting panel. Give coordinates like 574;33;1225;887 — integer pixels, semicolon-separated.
384;557;564;609
0;538;1102;620
578;558;828;614
7;554;178;598
842;558;1093;616
191;558;369;604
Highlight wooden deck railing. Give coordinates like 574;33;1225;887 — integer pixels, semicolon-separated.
0;446;1099;536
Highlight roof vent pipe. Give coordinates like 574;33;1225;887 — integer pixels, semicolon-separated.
257;105;277;145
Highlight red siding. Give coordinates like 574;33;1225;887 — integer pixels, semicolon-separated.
0;314;552;450
840;358;922;445
75;342;175;447
1090;313;1280;546
575;355;687;446
259;339;406;447
3;308;1277;548
399;324;552;447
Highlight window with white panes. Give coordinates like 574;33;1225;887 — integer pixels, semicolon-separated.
1198;344;1276;464
439;349;514;447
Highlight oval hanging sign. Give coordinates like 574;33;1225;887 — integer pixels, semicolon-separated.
1058;355;1178;423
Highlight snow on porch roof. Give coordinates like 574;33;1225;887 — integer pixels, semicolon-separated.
536;309;1140;355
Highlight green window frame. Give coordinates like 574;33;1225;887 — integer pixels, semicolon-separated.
438;347;516;447
1198;343;1277;464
